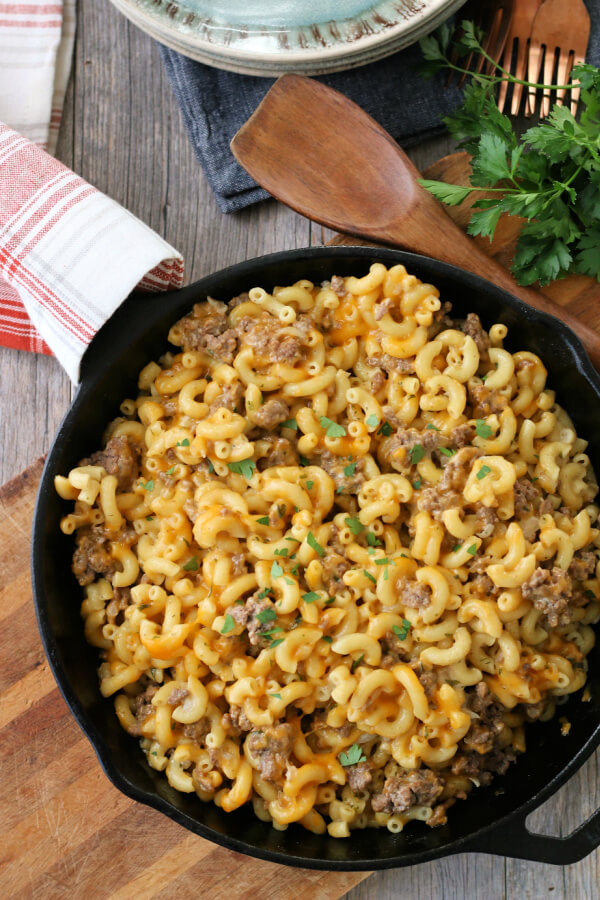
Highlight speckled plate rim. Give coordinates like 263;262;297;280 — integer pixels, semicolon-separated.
109;0;467;75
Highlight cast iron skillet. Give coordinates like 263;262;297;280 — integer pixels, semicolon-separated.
32;247;600;870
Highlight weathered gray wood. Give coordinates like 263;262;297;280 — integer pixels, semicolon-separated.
1;0;597;895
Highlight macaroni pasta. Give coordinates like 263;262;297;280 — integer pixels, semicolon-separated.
56;263;600;836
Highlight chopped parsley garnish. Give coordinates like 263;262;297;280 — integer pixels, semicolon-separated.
257;608;277;624
299;455;310;466
256;516;270;526
270;638;285;649
375;557;390;566
262;627;283;638
302;591;320;604
339;744;366;766
453;544;462;553
256;588;271;600
142;480;154;491
378;420;394;437
409;444;425;465
477;465;492;480
426;423;440;431
366;532;382;547
320;416;346;438
176;438;190;447
221;614;236;635
365;414;380;428
305;480;314;490
183;557;199;571
227;459;256;479
585;589;596;600
284;576;295;585
207;459;215;474
475;419;493;439
322;635;333;643
393;619;412;641
351;654;364;673
345;516;364;536
145;515;154;522
269;692;282;700
412;478;422;490
344;462;357;478
271;561;284;579
165;466;175;475
307;531;325;557
439;447;456;457
281;418;298;431
467;544;478;556
274;547;289;557
364;570;377;584
291;564;299;575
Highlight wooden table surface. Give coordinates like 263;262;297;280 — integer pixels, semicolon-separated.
2;0;598;897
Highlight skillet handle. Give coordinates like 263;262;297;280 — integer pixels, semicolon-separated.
464;806;600;865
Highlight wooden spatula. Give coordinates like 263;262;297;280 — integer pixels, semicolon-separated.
231;73;600;370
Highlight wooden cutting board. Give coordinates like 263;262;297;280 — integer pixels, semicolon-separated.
1;154;599;899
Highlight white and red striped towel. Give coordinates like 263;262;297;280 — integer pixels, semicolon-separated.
0;3;185;381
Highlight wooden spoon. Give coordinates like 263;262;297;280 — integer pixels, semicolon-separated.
231;73;600;371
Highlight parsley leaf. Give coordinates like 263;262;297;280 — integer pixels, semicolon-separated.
467;543;478;556
476;464;491;480
227;459;256;480
344;462;357;477
305;480;314;490
426;423;440;431
271;561;284;579
378;420;394;437
409;444;425;465
345;516;364;535
393;619;412;641
221;614;236;635
322;635;333;643
351;654;364;673
270;638;285;649
257;608;277;624
307;531;325;557
339;744;367;766
256;588;271;600
413;478;422;490
320;416;346;438
176;438;190;447
142;479;154;491
475;419;493;439
366;532;382;547
302;591;320;604
269;692;282;700
364;570;376;584
439;447;456;457
256;516;270;525
365;414;380;428
183;557;199;571
281;418;298;431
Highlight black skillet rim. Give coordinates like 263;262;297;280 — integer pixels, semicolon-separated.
32;246;600;870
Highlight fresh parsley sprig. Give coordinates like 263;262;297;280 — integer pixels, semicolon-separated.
418;22;600;286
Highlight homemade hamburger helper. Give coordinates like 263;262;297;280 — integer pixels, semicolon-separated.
56;263;600;837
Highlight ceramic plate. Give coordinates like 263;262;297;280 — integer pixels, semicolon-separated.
109;0;467;76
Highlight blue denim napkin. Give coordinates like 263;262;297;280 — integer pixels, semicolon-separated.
159;0;600;214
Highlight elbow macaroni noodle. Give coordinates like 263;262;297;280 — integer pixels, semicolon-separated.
56;264;600;837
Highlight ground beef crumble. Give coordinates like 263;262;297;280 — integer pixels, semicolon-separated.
371;770;444;814
521;566;574;628
246;723;294;782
